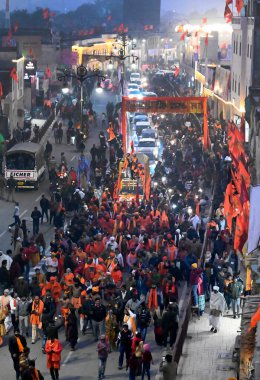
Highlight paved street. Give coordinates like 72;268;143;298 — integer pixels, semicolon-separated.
177;306;240;380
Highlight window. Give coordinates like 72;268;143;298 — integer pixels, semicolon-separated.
232;76;234;91
250;44;252;58
238;82;240;96
246;86;247;97
247;43;249;57
235;80;237;93
239;41;241;56
233;39;236;53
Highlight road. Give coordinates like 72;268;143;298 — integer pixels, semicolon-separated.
0;90;116;254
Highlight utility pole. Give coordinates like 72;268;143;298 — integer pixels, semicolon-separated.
5;0;10;29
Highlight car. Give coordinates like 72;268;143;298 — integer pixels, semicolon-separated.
133;114;149;124
136;137;159;161
130;72;141;82
128;83;139;91
141;128;158;139
135;121;151;136
142;91;158;97
128;89;143;99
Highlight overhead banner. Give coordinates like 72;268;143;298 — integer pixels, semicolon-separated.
121;96;209;152
123;96;206;114
248;185;260;253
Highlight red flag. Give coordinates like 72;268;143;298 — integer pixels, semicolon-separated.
174;66;179;77
226;0;232;4
224;4;233;23
236;0;244;14
205;33;209;46
43;8;50;20
202;18;207;24
118;23;124;32
180;31;188;41
10;67;18;83
45;65;52;79
0;81;3;97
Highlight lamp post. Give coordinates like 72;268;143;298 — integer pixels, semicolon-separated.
106;32;139;95
57;64;105;131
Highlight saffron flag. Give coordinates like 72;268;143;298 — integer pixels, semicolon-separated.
234;201;249;252
224;182;233;230
240;177;249;204
10;67;18;83
236;0;244;14
130;141;134;154
238;161;250;188
202;18;207;24
0;81;3;97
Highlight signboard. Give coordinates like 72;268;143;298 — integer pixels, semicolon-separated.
123;96;206;114
24;59;37;79
5;170;37;181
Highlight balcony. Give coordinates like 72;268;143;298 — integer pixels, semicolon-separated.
232;17;241;25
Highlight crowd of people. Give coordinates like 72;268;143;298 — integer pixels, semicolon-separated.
0;85;245;380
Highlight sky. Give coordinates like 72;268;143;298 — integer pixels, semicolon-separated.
6;0;224;14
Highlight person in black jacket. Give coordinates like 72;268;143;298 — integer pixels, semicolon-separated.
31;207;42;236
67;307;78;350
117;324;133;370
91;298;107;341
136;302;151;342
9;328;28;380
161;302;179;349
40;195;50;224
79;294;94;334
21;359;44;380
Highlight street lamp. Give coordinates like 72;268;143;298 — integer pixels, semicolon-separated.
57;64;105;131
106;32;139;95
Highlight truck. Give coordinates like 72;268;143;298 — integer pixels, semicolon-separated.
4;142;46;189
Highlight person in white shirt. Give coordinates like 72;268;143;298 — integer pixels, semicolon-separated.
106;236;118;251
10;292;19;330
74;188;85;200
115;248;124;268
189;214;201;231
0;251;13;270
45;254;58;281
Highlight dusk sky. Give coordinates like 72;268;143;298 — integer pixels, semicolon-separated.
6;0;224;15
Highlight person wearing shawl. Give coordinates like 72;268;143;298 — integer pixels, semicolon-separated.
209;285;227;333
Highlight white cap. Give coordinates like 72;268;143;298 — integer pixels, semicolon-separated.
213;286;219;291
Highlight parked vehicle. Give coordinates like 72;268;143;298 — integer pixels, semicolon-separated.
135;121;151;136
136;137;159;161
4;142;45;189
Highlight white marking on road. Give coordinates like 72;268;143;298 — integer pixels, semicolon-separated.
20;209;28;218
70;155;75;162
62;351;72;366
61;338;81;366
0;230;6;238
35;195;42;202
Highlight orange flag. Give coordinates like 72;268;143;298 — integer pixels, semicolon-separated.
238;161;250;188
224;182;233;230
234;201;249;252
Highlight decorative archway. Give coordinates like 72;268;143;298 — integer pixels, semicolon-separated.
121;96;209;152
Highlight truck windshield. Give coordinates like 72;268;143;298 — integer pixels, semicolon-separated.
6;153;35;170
